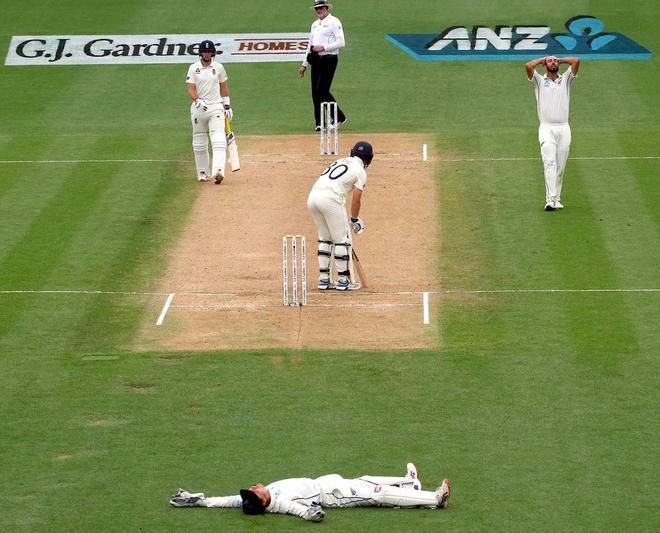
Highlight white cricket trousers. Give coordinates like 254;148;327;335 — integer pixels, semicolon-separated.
307;189;353;280
190;103;227;179
317;474;438;509
538;123;571;202
307;189;350;243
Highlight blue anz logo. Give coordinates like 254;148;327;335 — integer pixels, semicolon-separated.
385;16;651;61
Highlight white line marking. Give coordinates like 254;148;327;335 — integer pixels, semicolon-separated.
422;144;428;161
0;288;657;298
174;302;422;310
0;156;657;165
0;289;237;296
0;289;170;295
442;288;660;294
423;292;430;324
156;293;175;326
0;159;178;164
436;156;660;162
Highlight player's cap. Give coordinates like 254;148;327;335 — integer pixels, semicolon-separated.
350;141;374;166
199;40;216;55
240;489;266;515
312;0;333;9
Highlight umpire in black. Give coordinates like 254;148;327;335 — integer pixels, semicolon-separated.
298;0;347;131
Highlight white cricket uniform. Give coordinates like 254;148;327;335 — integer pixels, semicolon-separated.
202;474;438;520
530;67;577;203
186;60;228;180
307;156;367;281
302;13;345;68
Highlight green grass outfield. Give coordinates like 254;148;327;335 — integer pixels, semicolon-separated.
1;0;658;530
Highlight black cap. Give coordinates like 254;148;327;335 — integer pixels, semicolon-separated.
240;489;266;515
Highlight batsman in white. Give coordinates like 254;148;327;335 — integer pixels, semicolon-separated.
307;141;372;291
186;39;234;184
170;462;451;522
525;55;580;211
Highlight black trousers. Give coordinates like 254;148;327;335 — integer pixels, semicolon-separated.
311;55;346;127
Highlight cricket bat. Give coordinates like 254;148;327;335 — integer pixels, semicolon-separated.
225;116;240;171
351;248;368;288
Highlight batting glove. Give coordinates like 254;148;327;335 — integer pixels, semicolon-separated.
224;105;233;121
193;98;208;111
304;503;325;522
351;217;365;235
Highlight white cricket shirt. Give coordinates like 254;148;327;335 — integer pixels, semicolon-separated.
309;13;345;55
265;477;322;517
530;68;576;125
185;60;228;105
310;156;367;204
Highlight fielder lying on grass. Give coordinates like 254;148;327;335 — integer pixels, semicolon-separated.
170;463;450;522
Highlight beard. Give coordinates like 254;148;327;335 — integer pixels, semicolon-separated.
547;64;559;73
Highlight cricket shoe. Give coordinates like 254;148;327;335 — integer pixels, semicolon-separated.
544;201;555;211
554;200;564;209
213;170;224;185
170;488;206;507
435;479;451;509
329;118;347;130
336;278;361;291
198;172;209;182
318;278;335;290
406;462;422;490
315;125;322;132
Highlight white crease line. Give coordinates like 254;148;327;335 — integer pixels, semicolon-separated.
1;288;657;297
423;292;430;325
443;288;660;294
0;159;178;164
1;156;658;164
437;156;660;162
173;303;422;310
0;289;237;296
156;293;175;326
0;289;170;295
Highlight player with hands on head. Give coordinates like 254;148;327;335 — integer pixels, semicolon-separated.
307;141;373;291
169;462;451;522
186;39;234;184
525;55;580;211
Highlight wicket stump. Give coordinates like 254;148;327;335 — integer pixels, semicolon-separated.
282;235;307;306
320;101;339;155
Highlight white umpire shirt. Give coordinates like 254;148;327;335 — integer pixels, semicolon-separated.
302;13;345;67
530;68;576;125
310;156;367;205
185;60;228;105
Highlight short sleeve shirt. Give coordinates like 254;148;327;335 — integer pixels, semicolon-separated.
530;68;576;124
311;156;367;203
186;60;228;105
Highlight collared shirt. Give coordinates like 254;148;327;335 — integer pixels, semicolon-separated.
185;60;228;105
530;68;577;125
309;13;345;55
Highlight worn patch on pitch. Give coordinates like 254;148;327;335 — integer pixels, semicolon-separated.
135;133;439;350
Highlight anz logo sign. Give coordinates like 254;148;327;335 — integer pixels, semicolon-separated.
386;16;651;61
